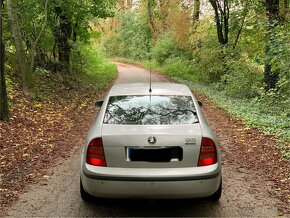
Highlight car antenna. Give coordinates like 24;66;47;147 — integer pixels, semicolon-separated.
149;57;152;131
149;56;152;93
149;66;152;93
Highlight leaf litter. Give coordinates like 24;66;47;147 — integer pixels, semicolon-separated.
0;73;115;215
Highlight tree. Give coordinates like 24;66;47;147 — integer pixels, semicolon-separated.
209;0;229;46
232;0;250;50
192;0;201;30
208;0;230;77
52;5;73;72
7;0;32;91
159;0;170;32
147;0;156;35
49;0;116;73
30;0;49;72
0;0;9;121
281;0;289;20
264;0;280;91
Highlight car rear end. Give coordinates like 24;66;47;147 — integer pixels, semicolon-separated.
80;83;222;199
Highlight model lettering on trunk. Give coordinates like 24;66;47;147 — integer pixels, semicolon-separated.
185;138;196;145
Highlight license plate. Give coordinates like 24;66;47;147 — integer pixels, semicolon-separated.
127;147;182;162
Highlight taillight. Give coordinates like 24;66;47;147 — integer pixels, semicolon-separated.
86;138;107;167
198;137;217;166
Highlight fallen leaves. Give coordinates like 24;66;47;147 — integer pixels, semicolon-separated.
196;93;290;215
0;74;112;215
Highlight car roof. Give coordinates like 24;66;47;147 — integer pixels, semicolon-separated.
108;83;192;96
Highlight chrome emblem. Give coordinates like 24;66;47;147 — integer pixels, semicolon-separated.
148;136;157;145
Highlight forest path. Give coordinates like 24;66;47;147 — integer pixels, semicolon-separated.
7;63;284;217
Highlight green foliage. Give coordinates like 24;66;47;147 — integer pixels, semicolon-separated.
5;75;12;94
9;0;116;73
161;57;194;80
176;78;290;146
3;64;15;101
190;19;224;83
80;44;117;90
278;143;290;160
191;48;224;83
222;57;263;98
152;33;184;64
260;22;290;109
104;12;152;60
46;0;115;43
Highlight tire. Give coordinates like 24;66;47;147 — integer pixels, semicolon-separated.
208;179;222;201
80;179;94;202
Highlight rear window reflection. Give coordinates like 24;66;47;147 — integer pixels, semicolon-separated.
103;95;198;125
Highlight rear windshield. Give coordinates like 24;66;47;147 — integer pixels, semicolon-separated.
103;95;198;125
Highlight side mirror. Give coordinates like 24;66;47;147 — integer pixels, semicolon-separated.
197;100;203;107
95;100;104;108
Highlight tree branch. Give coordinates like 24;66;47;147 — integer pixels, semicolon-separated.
233;0;249;50
30;0;49;72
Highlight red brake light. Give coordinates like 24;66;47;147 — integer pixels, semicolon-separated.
198;137;217;166
86;138;107;167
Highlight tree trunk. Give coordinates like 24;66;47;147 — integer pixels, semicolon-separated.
209;0;229;76
7;0;32;91
0;0;9;121
264;0;280;91
266;0;280;20
147;0;155;36
192;0;200;30
209;0;229;46
53;7;72;72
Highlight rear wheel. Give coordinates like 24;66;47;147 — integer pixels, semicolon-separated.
208;179;222;201
80;179;94;202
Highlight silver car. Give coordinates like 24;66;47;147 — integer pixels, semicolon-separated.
80;83;222;201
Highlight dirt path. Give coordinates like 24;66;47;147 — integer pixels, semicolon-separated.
6;63;288;217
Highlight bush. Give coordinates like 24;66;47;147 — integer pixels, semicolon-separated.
152;33;183;64
192;48;224;83
80;44;117;90
175;78;290;146
161;57;194;80
190;19;224;83
259;23;290;112
222;58;263;98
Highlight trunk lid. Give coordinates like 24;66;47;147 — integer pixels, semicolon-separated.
102;124;202;168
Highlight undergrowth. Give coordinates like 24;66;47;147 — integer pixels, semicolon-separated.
80;45;117;90
176;78;290;159
31;45;116;103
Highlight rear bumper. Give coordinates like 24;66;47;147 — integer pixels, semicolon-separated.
81;163;222;199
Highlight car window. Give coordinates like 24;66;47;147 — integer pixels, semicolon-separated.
103;95;198;125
